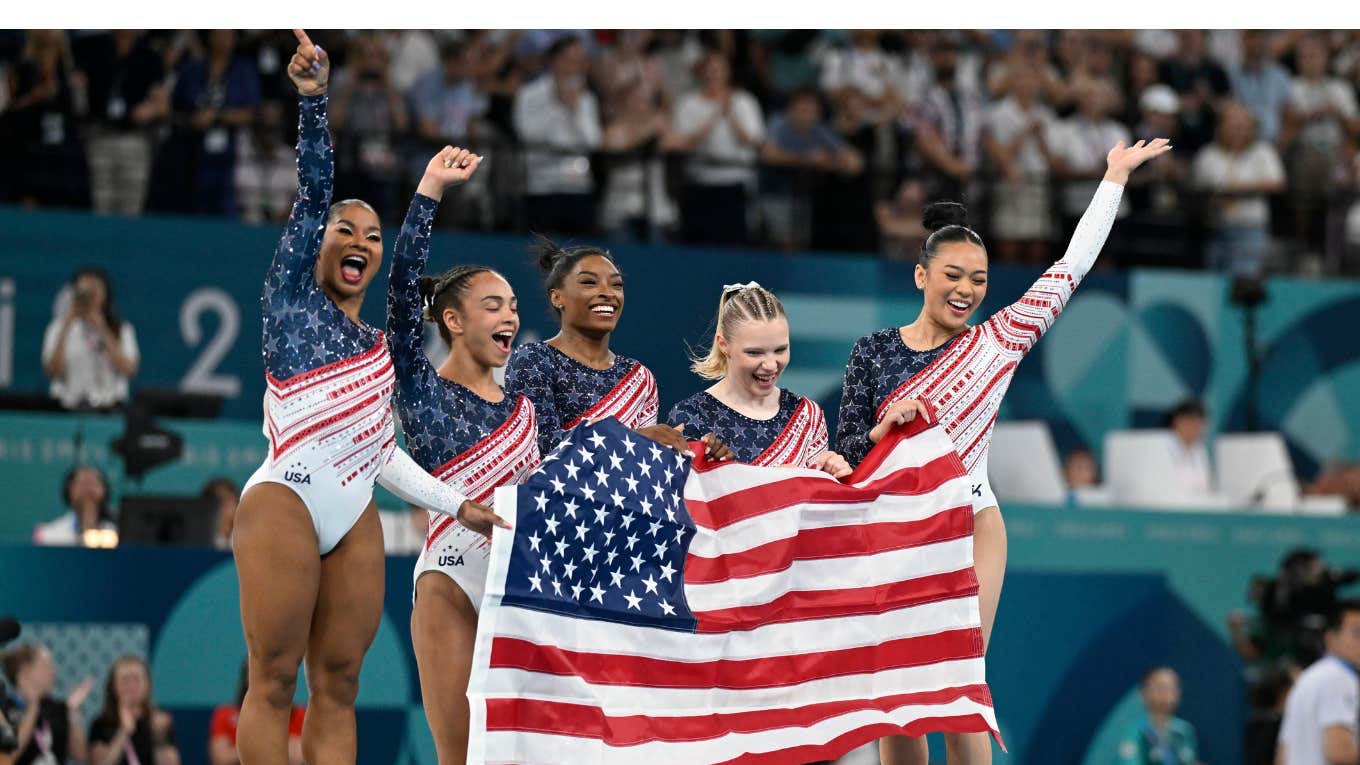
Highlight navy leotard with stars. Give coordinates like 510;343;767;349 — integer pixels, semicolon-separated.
504;342;650;456
836;328;953;466
667;388;805;464
261;93;383;380
386;193;524;471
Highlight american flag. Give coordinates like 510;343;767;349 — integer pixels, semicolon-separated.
469;416;1002;764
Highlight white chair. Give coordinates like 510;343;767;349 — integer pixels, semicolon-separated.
1103;429;1236;510
989;420;1067;504
1213;432;1300;511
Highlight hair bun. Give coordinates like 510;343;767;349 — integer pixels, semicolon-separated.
922;201;969;232
530;234;566;274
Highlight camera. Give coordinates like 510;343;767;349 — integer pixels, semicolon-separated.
1252;548;1360;664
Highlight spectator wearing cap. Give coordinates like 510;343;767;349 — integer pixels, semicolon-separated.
1122;85;1194;269
513;36;602;236
1192;101;1285;275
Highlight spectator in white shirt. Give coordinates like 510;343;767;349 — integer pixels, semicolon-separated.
817;30;903;119
1192;101;1286;275
1277;600;1360;765
33;465;118;547
513;36;602;236
41;267;140;412
1165;399;1213;498
1052;77;1132;241
669;49;765;245
983;64;1060;263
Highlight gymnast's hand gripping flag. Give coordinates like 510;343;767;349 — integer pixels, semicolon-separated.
468;414;1003;764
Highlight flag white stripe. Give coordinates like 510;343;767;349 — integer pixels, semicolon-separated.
685;539;974;612
479;657;987;713
486;596;981;662
687;476;974;559
683;429;957;503
480;696;998;765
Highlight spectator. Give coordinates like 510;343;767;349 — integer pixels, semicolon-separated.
513;36;602;236
1192;101;1286;275
759;87;861;250
75;31;168;216
234;100;296;226
1121;51;1162;126
379;503;428;556
1280;34;1360;258
33;465;118;547
1118;84;1196;268
384;29;440;94
982;64;1060;263
41;266;140;411
88;656;179;765
902;35;985;201
409;39;487;147
2;30;89;209
1277;600;1360;765
875;177;929;261
161;29;260;216
1163;399;1214;497
1051;77;1132;244
330;34;407;220
1230;29;1292;144
817;30;903;119
815;85;883;252
1159;29;1232;153
670;49;765;245
199;478;239;551
599;80;676;242
593;30;670;118
209;660;302;765
0;643;94;765
747;30;826;108
1116;666;1202;765
1062;447;1112;506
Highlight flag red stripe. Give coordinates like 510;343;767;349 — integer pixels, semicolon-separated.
684;506;975;584
483;684;994;744
489;626;980;690
709;715;1003;765
685;453;963;531
693;568;979;633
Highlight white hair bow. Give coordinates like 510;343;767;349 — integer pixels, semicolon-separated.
722;281;762;294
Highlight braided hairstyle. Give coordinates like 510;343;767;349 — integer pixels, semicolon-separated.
417;265;499;345
690;284;786;380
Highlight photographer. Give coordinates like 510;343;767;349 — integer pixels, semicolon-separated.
41;266;139;412
1259;548;1360;666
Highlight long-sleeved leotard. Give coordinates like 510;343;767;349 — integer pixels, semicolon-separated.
244;93;468;554
387;193;541;607
837;180;1125;511
504;341;658;456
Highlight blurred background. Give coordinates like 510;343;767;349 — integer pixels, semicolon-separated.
3;27;1360;765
